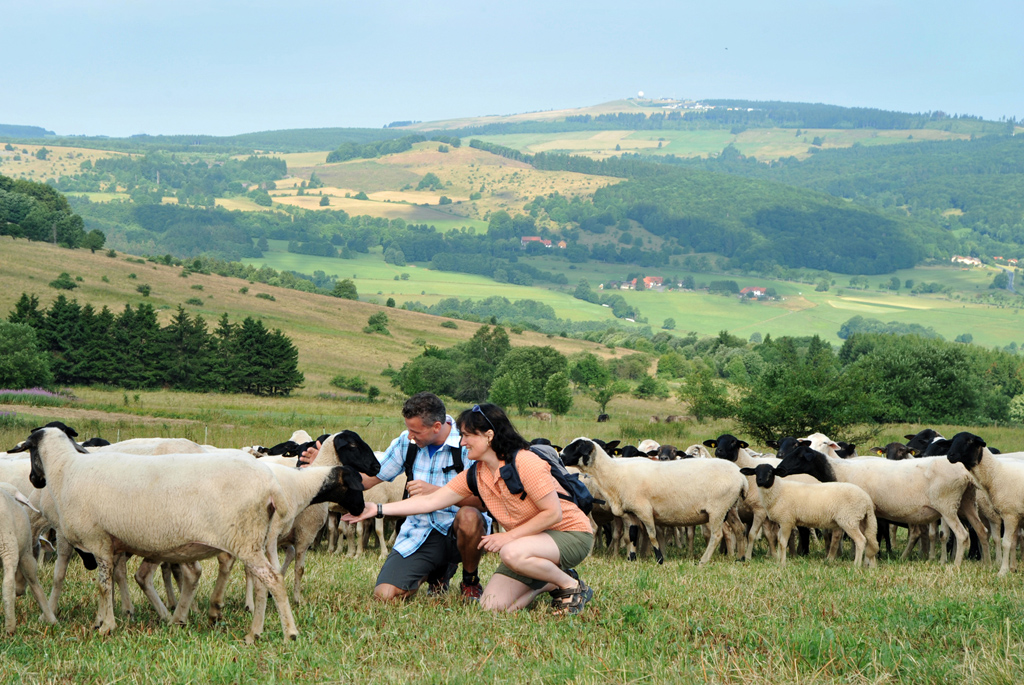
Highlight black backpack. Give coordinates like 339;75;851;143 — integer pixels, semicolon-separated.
466;444;597;516
402;439;464;497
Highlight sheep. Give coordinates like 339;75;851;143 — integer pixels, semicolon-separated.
331;472;406;558
596;414;610;423
738;464;878;567
655;445;679;461
945;432;1024;576
11;427;375;642
683;444;713;459
637;439;660;457
773;439;983;566
0;483;57;634
94;437;207;455
560;437;747;565
704;434;823;561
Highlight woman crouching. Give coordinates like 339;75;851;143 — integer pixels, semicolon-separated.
344;402;594;615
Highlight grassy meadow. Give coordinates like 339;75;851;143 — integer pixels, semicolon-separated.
1;395;1023;683
242;241;1024;349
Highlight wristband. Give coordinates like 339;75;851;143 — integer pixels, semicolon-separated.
376;503;384;519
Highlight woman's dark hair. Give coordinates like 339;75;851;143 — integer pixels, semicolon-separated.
457;403;529;462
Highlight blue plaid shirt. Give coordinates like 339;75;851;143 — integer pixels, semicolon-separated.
377;416;469;557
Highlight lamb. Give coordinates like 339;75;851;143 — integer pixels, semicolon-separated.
10;427;375;642
331;472;406;558
773;439;983;566
946;432;1024;576
738;464;878;567
703;434;823;561
560;437;747;565
0;483;57;634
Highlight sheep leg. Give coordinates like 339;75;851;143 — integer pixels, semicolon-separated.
844;521;867;568
291;548;307;605
375;518;388;558
826;529;843;561
244;559;296;644
999;514;1021;577
135;560;172;622
776;524;792;566
169;562;202;625
326;512;339;554
161;563;177;610
353;522;365;558
863;513;879;567
940;510;969;567
279;544;297;576
699;510;730;566
113;555;134;619
93;555;117;634
208;553;235;622
2;553;16;634
625;517;641;561
685;525;695;557
745;509;770;561
901;525;920;561
725;509;743;559
959;497;989;564
244;567;255;613
47;533;73;615
18;551;56;627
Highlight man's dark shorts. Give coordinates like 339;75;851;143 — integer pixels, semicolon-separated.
375;528;460;591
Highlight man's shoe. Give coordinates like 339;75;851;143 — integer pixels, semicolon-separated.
460;581;483;601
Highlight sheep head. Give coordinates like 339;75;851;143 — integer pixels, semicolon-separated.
871;442;916;461
739;463;778;488
946;432;986;471
330;430;381;476
9;427;89;489
310;465;366;514
702;434;748;462
561;438;603;468
773;440;836;482
904;429;943;454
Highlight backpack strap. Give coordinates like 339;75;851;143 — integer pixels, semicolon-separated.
444;445;464;474
466;463;488;512
403;439;419;483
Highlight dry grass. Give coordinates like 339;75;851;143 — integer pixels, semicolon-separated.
0;143;125;182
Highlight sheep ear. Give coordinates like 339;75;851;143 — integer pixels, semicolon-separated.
739;467;756;476
738;441;749;449
341;465;364;492
908;448;918;456
871;447;883;455
702;439;717;448
904;434;916;441
267;440;298;456
765;440;779;449
605;440;620;450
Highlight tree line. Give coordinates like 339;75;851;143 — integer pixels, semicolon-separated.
6;293;303;395
1;174;105;250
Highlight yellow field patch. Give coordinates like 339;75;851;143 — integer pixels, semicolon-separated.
836;296;934;311
274;151;330;167
214;197;277;212
943;208;965;217
270;193;470;223
0;143;125;182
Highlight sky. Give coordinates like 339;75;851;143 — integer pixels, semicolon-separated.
3;0;1022;137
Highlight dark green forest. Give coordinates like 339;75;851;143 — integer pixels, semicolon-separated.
7;293;303;395
0;174;104;250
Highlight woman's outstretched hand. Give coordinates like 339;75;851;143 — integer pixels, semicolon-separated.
342;503;376;524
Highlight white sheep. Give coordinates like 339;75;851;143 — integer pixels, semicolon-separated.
9;427;369;642
0;483;57;634
561;437;747;565
946;432;1024;576
738;464;878;567
774;439;983;566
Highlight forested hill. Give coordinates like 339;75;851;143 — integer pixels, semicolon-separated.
662;134;1024;260
0;124;55;138
590;169;949;274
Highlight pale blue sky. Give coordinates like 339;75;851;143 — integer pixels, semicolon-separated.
3;0;1021;137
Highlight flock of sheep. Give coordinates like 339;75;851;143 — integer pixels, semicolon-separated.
0;420;1022;644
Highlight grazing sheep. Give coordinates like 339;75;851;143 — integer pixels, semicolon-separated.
560;438;747;565
637;440;660;457
946;432;1024;576
773;440;982;566
704;434;822;561
11;427;374;642
596;414;610;423
738;464;878;567
0;483;57;634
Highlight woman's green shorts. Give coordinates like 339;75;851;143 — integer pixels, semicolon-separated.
494;530;595;591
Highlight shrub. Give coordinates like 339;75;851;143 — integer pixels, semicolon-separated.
440;320;458;329
0;323;54;389
386;297;396;307
185;297;204;306
544;372;573;415
1010;395;1024;424
330;375;368;393
49;272;77;290
136;284;151;297
364;312;390;335
239;286;249;294
191;284;204;291
255;292;276;301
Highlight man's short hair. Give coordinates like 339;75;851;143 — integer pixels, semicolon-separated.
402;392;446;426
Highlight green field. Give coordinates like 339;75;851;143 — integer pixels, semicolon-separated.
1;397;1022;683
245;244;1024;348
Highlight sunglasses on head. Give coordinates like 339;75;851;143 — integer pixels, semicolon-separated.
472;404;497;433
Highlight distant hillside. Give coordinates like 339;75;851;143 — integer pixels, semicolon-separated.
0;124;56;138
0;237;615;391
